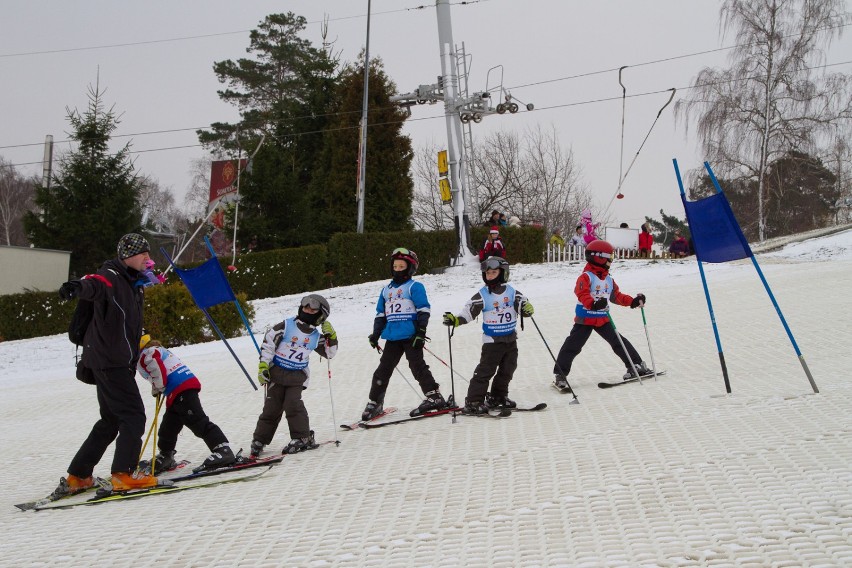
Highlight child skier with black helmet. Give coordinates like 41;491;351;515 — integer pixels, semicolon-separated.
249;294;338;458
137;332;236;473
443;256;535;414
552;239;650;391
363;247;448;420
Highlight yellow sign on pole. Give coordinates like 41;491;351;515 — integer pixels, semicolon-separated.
438;178;452;203
437;150;448;177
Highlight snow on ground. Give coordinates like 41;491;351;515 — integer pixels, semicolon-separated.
1;230;851;567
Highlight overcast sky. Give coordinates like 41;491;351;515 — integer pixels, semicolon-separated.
3;0;851;229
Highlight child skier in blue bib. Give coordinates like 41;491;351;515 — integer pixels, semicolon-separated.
443;257;535;414
362;248;448;420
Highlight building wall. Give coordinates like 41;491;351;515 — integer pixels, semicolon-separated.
0;246;70;295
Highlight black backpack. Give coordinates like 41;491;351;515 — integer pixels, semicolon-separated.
69;299;96;385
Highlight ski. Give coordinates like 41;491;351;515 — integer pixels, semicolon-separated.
340;406;398;430
506;402;548;412
552;382;575;395
33;467;273;510
598;370;667;389
15;481;97;511
460;408;513;418
171;454;284;481
361;406;462;429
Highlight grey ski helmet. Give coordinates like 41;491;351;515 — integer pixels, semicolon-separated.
481;256;510;285
299;294;330;325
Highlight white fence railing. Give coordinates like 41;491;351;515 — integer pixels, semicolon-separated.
544;244;666;263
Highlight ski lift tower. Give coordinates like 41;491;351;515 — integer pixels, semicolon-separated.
390;0;533;264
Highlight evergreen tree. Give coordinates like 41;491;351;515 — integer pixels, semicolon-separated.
24;85;141;276
644;210;690;249
311;57;414;234
198;13;337;249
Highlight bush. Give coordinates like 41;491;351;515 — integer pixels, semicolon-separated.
225;245;329;301
469;225;547;264
0;290;73;341
327;230;457;285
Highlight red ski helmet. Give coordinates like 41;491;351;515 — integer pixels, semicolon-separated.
585;240;614;268
390;247;419;276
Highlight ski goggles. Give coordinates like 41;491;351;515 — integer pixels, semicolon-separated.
391;247;412;256
588;251;612;260
300;296;323;310
481;257;506;270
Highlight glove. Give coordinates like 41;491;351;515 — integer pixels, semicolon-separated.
521;301;535;317
442;312;460;327
630;293;646;309
368;333;380;350
59;280;82;301
411;328;428;349
591;298;608;311
150;381;165;397
258;361;270;385
321;321;336;341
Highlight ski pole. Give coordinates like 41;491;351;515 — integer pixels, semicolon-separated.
608;312;643;384
529;316;579;404
425;346;470;384
137;394;163;472
151;394;160;471
372;340;422;401
640;306;658;380
326;357;340;447
447;325;457;423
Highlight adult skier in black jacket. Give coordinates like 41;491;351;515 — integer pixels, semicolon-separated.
56;233;159;494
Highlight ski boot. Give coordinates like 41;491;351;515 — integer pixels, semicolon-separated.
199;444;236;470
109;471;159;492
553;374;572;392
283;431;319;455
249;440;264;460
410;390;447;417
461;399;489;415
153;450;177;474
361;400;383;421
52;474;94;498
623;362;652;381
485;393;517;409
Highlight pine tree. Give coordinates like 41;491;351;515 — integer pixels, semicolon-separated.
24;84;141;276
311;57;414;235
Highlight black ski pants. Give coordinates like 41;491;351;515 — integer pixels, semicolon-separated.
253;381;310;445
554;323;642;376
157;389;228;454
466;341;518;404
68;366;146;477
369;339;438;403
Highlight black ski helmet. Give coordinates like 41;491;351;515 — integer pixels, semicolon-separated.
481;256;510;285
297;294;330;325
585;239;614;268
390;247;419;277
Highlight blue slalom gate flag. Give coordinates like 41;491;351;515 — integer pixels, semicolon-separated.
173;257;236;309
681;192;753;264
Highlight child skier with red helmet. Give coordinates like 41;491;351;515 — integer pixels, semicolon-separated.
362;247;449;419
552;239;650;391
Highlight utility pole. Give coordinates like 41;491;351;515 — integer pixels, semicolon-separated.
390;0;533;264
356;0;372;234
41;135;53;189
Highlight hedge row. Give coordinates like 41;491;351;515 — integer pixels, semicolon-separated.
1;226;545;342
0;283;254;345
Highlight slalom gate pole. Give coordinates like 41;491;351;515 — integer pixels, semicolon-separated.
640;307;659;380
447;326;457;423
202;308;258;391
326;357;340;446
425;346;470;384
608;312;643;385
529;316;579;404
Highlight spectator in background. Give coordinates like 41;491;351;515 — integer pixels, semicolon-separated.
483;210;501;227
568;225;585;248
498;213;508;227
549;228;566;248
669;230;689;258
479;227;507;261
620;222;629;228
638;223;654;258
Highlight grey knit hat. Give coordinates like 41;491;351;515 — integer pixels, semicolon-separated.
117;233;150;260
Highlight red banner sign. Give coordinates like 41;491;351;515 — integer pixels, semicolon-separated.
208;159;247;203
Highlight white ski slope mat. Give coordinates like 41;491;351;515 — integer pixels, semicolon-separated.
1;230;851;567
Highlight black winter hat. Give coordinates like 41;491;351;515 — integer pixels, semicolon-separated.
117;233;150;260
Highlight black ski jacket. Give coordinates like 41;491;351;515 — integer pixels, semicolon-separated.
78;258;145;370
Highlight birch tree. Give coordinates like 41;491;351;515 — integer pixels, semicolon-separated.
0;158;35;246
675;0;852;240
